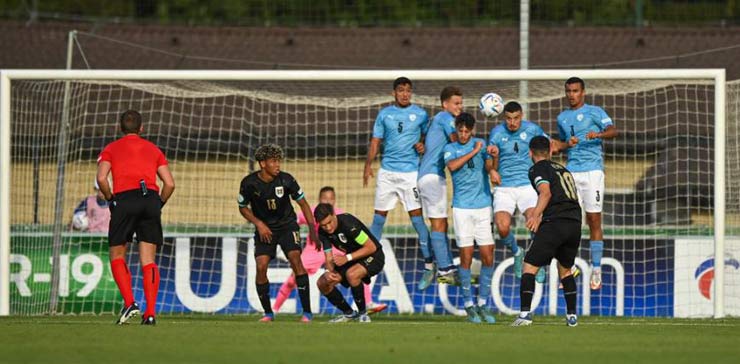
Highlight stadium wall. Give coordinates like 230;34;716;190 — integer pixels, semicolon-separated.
9;234;737;317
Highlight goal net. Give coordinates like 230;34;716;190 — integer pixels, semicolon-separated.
0;70;733;318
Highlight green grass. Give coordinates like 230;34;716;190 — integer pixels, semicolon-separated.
1;315;739;364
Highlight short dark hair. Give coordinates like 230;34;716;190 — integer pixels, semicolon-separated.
313;203;335;222
503;101;522;114
529;135;550;156
319;186;335;196
454;112;476;129
254;144;283;162
119;110;142;134
565;77;585;90
440;86;462;104
393;77;412;90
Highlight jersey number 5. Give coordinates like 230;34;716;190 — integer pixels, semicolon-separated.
397;122;403;133
557;171;578;200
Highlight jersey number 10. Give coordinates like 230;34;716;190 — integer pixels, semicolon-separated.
556;171;578;200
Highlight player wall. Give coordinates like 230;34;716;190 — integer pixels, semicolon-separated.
7;234;725;317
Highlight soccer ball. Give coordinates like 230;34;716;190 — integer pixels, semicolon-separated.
479;92;505;118
72;212;89;231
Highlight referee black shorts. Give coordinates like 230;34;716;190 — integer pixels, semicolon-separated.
337;251;385;287
254;228;303;259
108;189;163;247
524;219;581;269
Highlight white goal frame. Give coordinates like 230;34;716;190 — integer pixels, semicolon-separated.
0;68;727;317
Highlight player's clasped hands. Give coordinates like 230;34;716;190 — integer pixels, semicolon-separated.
586;131;600;140
333;253;349;266
414;142;425;154
325;271;342;283
568;136;579;147
526;214;543;233
256;221;273;243
474;140;483;152
486;144;499;158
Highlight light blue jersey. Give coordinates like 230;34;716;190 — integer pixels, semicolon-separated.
418;111;456;178
488;120;547;187
373;104;429;173
557;103;613;172
443;137;492;209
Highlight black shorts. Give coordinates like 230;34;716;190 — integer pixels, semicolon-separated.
108;189;163;247
524;219;581;268
254;229;302;259
337;251;385;287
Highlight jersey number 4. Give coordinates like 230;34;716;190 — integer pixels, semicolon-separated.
556;171;578;200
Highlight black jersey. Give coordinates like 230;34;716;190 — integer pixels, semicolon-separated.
319;213;382;255
528;160;582;222
238;171;304;232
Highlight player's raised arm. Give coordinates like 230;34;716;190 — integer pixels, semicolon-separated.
364;137;382;187
587;124;618;140
446;139;482;172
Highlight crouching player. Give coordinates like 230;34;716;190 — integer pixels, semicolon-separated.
314;204;385;323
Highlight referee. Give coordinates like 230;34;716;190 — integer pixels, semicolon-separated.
511;135;582;327
97;110;175;326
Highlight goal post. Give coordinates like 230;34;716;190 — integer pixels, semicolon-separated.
0;68;728;317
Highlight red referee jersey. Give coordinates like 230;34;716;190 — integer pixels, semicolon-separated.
98;134;168;194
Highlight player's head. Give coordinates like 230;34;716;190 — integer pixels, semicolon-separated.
503;101;523;132
119;110;143;134
314;203;338;234
319;186;336;206
440;86;463;116
454;112;476;144
565;77;586;109
392;77;413;107
529;135;551;162
255;143;283;177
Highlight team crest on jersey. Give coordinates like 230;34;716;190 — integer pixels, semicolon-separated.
338;233;347;243
577;114;584;121
409;114;417;122
237;194;245;204
520;132;527;140
275;186;284;198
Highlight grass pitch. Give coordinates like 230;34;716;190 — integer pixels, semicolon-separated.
1;315;738;364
